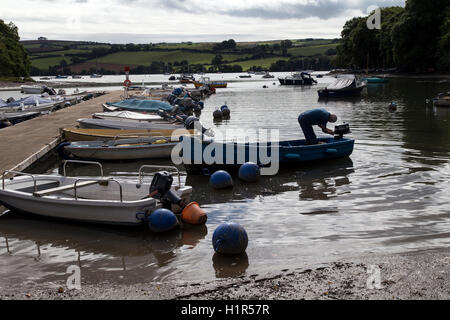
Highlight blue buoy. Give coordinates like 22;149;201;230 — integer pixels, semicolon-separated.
210;170;233;189
220;105;230;117
238;162;260;182
212;222;248;255
148;208;178;233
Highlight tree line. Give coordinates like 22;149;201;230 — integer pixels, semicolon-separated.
334;0;450;72
0;20;31;78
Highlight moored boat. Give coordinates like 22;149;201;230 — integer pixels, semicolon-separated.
318;74;367;98
105;99;174;113
433;92;450;106
194;77;227;89
62;137;177;160
361;76;388;83
0;161;192;226
278;72;317;85
61;128;194;142
180;134;355;174
20;85;44;94
77;118;186;131
93;111;164;122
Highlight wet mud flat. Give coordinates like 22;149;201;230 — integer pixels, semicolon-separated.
1;248;448;300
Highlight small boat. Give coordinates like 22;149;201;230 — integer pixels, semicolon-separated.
179;73;195;83
194;77;227;89
63;137;177;160
262;72;275;79
77;118;186;131
0;111;40;128
105;99;174;113
90;74;103;78
55;75;69;79
20;85;44;94
0;95;61;113
180;134;355;174
61;128;194;142
278;72;317;85
239;75;252;78
433;92;450;107
39;77;52;80
0;161;192;226
93;111;164;122
361;76;388;83
318;74;366;98
72;75;83;79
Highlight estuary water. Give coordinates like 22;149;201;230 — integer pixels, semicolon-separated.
0;73;449;287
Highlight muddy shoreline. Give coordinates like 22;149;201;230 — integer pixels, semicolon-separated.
1;248;447;300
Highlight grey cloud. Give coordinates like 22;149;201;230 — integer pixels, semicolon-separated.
148;0;405;20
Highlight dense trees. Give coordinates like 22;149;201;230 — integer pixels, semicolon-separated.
0;20;31;77
335;0;450;72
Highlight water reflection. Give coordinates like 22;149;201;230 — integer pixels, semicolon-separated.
0;213;207;283
212;253;249;278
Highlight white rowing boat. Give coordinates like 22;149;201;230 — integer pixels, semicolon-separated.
93;111;164;122
0;161;192;226
63;137;177;160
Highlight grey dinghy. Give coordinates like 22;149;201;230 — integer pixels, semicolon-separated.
0;161;192;226
63;137;178;160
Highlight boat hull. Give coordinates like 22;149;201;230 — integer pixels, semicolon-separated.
62;128;194;142
0;175;192;226
278;78;315;85
318;85;365;98
180;137;355;174
64;141;177;160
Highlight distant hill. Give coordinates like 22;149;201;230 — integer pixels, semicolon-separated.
21;38;339;76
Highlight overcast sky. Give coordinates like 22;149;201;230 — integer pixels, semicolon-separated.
2;0;405;43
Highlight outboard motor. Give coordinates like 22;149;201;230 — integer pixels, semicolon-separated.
149;171;185;209
334;123;351;138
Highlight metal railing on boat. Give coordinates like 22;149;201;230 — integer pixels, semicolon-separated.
138;165;181;186
2;170;38;192
63;160;104;177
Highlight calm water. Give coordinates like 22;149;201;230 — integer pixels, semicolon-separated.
1;74;449;288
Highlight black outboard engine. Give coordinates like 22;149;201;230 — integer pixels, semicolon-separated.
334;123;351;138
149;171;185;209
42;86;57;95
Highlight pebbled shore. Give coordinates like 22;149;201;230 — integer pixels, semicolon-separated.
0;248;448;300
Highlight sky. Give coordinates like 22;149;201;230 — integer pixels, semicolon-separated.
2;0;406;43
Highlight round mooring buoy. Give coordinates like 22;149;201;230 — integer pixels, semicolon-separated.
212;222;248;255
238;162;260;182
213;109;223;119
220;105;230;117
210;170;233;189
148;208;178;233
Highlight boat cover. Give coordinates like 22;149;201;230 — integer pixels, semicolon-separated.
108;99;173;112
0;95;54;108
327;78;355;90
93;111;163;121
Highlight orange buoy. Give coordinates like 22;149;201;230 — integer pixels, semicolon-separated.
181;202;207;225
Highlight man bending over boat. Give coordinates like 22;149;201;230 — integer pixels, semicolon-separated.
298;108;338;145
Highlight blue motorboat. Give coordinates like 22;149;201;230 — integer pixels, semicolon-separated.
179;133;355;174
106;99;174;113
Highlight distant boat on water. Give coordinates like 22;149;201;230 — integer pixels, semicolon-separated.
318;74;367;98
90;74;103;78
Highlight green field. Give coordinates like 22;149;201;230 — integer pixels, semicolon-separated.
93;50;252;66
23;38;338;73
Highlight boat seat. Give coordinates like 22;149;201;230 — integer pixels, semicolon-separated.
33;180;100;197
